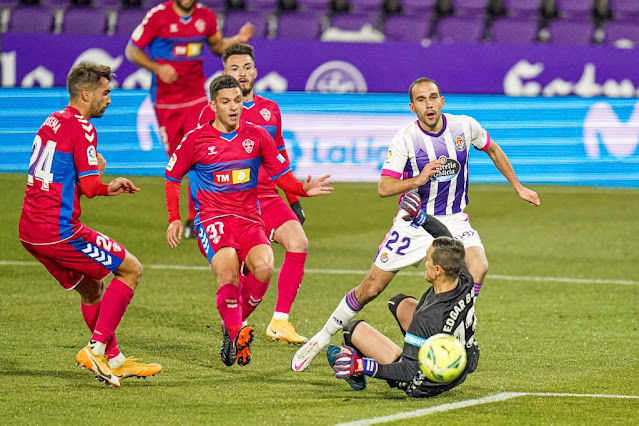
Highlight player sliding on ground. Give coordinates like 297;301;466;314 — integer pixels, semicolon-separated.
165;75;332;367
293;77;539;372
19;63;162;388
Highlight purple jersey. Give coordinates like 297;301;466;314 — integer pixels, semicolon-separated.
381;113;491;215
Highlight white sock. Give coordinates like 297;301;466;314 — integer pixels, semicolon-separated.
89;340;106;356
272;312;289;321
315;296;359;344
108;353;126;368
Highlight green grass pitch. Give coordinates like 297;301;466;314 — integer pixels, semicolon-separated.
1;174;638;424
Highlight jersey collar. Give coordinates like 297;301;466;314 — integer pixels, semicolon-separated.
417;114;447;138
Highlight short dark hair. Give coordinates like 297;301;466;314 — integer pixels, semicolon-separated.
67;62;114;99
408;77;440;102
209;75;241;100
431;237;465;279
223;43;255;64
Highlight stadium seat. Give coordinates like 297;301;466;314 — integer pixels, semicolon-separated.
276;12;321;39
297;0;330;13
223;10;268;38
489;17;539;44
546;19;593;45
349;0;383;14
452;0;488;17
329;12;378;31
383;14;432;41
40;0;70;10
245;0;278;13
555;0;593;20
503;0;540;18
0;0;17;10
609;0;639;21
435;16;485;42
401;0;435;15
115;7;146;35
92;0;122;9
199;0;226;11
62;7;107;34
604;20;639;47
8;5;53;32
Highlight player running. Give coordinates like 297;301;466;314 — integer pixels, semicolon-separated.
198;43;310;344
125;0;254;238
164;75;332;367
292;77;539;372
19;63;162;388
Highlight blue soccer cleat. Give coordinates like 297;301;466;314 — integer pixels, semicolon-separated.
326;344;367;391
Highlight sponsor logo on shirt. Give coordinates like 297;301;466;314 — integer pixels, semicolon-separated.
431;156;461;182
173;43;202;57
260;108;271;121
213;168;251;184
166;153;177;171
242;138;254;153
208;146;217;155
384;149;392;164
87;145;98;166
277;154;285;163
455;136;466;151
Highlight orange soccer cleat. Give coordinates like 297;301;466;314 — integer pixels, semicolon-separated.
110;358;163;380
75;345;120;388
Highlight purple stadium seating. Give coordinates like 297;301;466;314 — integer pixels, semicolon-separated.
276;12;321;39
490;17;539;44
8;6;53;32
62;7;107;34
115;7;146;35
199;0;226;11
330;12;377;31
40;0;70;10
384;14;432;41
609;0;639;21
349;0;383;13
503;0;540;18
297;0;330;13
401;0;436;15
0;0;18;10
224;11;268;38
546;19;593;45
245;0;278;13
605;20;639;46
556;0;593;19
436;16;485;42
452;0;488;17
92;0;122;10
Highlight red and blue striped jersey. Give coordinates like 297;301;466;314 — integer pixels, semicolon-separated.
19;106;100;244
129;1;218;107
165;120;291;222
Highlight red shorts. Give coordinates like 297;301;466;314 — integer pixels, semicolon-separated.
196;215;270;264
259;196;300;240
155;99;208;155
21;226;127;290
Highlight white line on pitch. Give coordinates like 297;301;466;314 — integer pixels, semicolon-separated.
335;392;639;426
0;260;637;286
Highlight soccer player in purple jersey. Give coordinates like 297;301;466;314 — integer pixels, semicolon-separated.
292;77;539;372
164;75;332;367
199;43;311;344
19;63;161;387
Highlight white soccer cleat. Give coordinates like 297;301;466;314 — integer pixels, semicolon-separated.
290;334;329;371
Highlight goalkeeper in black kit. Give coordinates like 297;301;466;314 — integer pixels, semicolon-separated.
327;193;479;398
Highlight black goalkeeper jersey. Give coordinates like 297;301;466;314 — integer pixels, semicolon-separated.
375;267;478;384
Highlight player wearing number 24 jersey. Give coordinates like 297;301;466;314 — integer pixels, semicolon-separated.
19;63;161;387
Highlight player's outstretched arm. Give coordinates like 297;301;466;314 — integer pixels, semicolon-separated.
206;23;255;56
484;141;540;206
97;153;106;176
302;175;333;197
399;193;452;238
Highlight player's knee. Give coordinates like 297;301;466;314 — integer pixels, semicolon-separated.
217;270;239;285
251;262;273;282
343;319;366;348
286;234;308;253
76;278;104;304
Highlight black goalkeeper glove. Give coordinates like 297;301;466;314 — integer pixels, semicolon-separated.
290;201;306;225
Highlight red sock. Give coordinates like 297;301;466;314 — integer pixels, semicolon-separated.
91;279;134;345
216;284;242;341
240;274;270;322
275;252;307;315
82;302;121;358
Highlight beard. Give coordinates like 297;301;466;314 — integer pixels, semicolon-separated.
241;82;254;97
174;0;196;13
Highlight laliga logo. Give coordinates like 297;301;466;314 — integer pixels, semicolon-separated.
305;60;367;93
583;101;639;158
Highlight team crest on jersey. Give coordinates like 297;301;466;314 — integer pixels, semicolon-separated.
380;252;389;263
195;19;206;33
166;153;177;171
260;108;271;121
431;156;461;182
242;139;255;153
87;145;98;166
455;136;466;151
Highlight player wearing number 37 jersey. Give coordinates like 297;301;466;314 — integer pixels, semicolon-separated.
19;63;161;388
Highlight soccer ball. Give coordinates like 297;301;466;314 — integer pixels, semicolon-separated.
418;333;467;383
